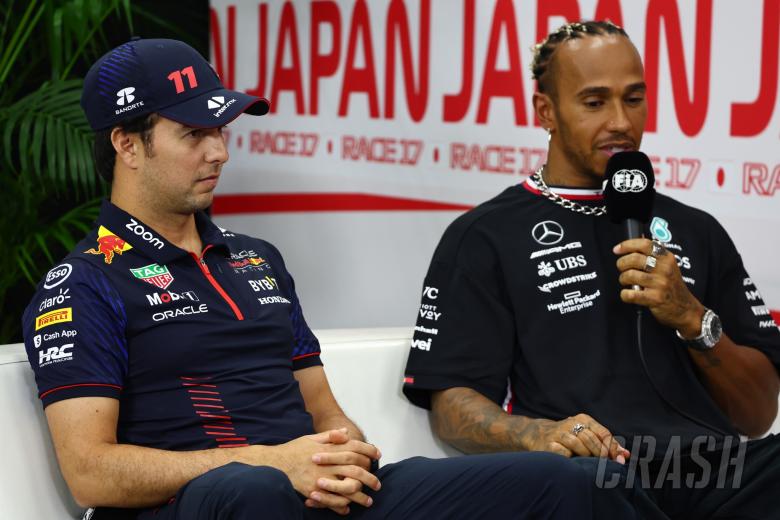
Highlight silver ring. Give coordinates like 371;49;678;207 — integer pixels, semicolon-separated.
651;241;667;257
571;423;586;436
644;255;657;272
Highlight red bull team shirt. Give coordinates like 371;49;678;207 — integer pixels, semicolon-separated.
23;200;320;449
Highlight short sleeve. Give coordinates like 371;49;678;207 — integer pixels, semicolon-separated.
707;221;780;371
403;221;515;409
22;261;129;407
261;242;322;371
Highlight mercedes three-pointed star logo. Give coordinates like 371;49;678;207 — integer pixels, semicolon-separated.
531;220;564;245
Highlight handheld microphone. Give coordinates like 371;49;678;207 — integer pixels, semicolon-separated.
602;152;730;437
604;151;656;294
603;150;656;239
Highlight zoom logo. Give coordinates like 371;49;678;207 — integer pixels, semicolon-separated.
116;87;136;106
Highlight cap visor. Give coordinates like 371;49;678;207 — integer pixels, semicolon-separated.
157;88;269;128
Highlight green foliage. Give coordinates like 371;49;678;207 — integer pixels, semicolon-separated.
0;0;191;343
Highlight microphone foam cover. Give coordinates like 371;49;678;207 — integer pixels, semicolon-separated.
604;151;656;224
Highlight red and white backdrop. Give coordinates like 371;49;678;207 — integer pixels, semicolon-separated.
208;0;780;330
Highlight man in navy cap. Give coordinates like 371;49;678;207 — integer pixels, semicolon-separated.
22;38;601;520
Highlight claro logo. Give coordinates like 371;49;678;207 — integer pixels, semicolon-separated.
126;219;164;250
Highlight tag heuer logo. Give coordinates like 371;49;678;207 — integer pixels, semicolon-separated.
130;263;174;290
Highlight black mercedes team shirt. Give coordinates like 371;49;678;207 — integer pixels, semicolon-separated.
404;177;780;453
23;200;320;450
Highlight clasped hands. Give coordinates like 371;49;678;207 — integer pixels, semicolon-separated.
283;428;381;516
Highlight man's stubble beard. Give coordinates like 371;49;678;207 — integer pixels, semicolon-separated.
139;166;211;217
557;122;604;183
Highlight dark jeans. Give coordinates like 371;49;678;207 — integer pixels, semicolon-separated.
126;452;596;519
573;433;780;520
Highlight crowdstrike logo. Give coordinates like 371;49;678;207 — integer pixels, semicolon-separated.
116;87;135;105
208;96;236;117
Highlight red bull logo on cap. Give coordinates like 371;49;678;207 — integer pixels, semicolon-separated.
85;226;132;264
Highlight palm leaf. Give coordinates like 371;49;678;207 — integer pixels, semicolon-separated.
1;79;96;192
0;1;45;85
12;197;101;285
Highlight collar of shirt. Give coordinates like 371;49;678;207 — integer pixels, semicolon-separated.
96;199;231;264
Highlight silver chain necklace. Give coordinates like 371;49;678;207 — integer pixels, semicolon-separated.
530;166;607;216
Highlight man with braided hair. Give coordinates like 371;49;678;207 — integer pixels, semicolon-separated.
404;20;780;518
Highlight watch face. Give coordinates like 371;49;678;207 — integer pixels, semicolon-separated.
709;313;723;344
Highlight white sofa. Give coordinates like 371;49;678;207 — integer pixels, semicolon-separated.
3;327;779;519
0;328;456;519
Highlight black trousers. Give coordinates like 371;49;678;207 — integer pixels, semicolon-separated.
127;452;602;520
575;433;780;520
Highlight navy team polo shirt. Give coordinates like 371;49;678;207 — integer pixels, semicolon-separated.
22;200;320;450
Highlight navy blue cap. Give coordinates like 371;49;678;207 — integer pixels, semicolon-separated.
81;38;269;131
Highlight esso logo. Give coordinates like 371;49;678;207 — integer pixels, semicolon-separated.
44;263;73;289
611;169;648;193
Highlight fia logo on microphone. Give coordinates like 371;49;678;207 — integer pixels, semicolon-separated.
611;169;648;193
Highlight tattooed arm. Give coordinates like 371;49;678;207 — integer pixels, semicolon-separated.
686;334;779;438
431;387;628;462
614;239;780;437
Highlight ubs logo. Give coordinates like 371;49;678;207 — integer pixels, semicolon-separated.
532;221;564;245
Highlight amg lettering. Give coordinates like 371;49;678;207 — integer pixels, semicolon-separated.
530;242;583;260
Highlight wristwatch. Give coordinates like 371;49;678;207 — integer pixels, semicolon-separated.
676;308;722;351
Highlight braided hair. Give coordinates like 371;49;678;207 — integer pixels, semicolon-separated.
531;20;628;97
